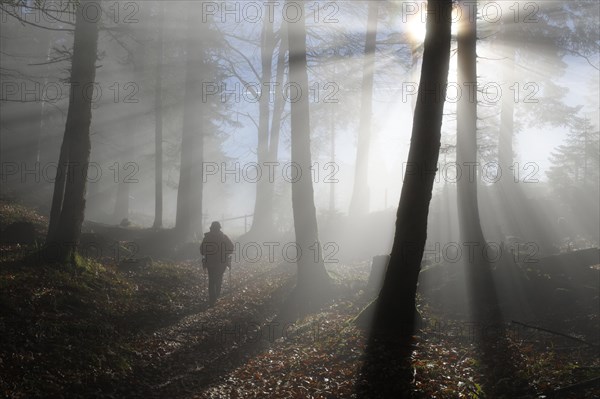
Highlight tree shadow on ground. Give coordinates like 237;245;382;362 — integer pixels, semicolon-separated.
356;331;420;399
79;276;296;398
466;260;534;398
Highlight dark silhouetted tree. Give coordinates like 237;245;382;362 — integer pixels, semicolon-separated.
46;0;100;263
356;0;453;332
455;0;500;318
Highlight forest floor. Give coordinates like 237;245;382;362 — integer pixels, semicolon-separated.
1;199;599;398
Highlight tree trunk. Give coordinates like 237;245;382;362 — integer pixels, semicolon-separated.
498;50;515;178
113;161;130;222
46;0;99;262
349;0;378;217
248;13;277;237
357;0;453;333
287;0;331;311
456;0;500;319
175;5;205;240
153;3;165;230
455;9;525;391
31;42;53;169
496;48;522;238
266;24;288;211
268;24;288;164
329;103;336;215
456;0;484;253
113;61;142;224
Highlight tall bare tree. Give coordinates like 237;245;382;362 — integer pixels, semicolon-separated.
175;4;206;240
357;0;453;332
456;0;501;318
46;0;100;263
287;0;331;311
248;13;277;237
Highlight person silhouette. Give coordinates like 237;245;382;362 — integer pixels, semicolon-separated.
200;221;234;306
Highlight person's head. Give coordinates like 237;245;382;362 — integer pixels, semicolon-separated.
210;221;222;232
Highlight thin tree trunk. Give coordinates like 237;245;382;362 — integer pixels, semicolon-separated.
113;67;140;223
287;0;330;310
456;1;484;250
249;13;277;236
496;48;523;239
175;4;205;240
114;60;141;224
329;103;336;215
50;0;99;262
498;50;515;177
268;24;288;163
113;158;130;222
349;0;378;217
263;25;288;232
153;3;165;229
456;0;500;319
32;42;53;167
357;0;453;332
456;9;524;393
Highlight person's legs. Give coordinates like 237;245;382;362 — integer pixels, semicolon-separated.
215;265;225;299
207;267;217;306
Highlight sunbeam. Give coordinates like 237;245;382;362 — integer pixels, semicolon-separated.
1;0;598;397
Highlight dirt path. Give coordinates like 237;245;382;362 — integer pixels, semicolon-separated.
83;261;296;398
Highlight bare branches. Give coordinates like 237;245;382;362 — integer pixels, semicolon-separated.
561;46;600;71
220;33;261;82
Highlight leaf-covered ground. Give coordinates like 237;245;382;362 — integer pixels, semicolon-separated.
1;201;598;398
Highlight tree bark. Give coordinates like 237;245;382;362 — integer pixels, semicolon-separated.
357;0;453;332
46;0;99;262
287;0;331;310
349;0;378;217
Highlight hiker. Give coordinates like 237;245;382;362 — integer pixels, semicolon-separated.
200;221;234;306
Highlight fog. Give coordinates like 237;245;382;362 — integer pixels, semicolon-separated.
2;2;597;249
1;1;599;397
